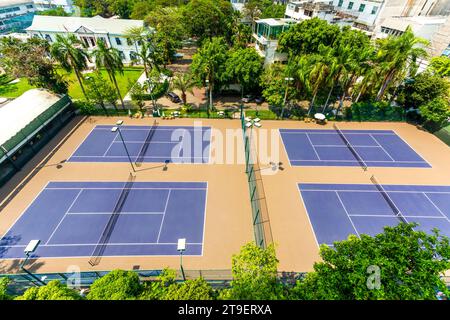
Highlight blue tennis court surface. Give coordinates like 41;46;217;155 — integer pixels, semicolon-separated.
280;129;430;168
69;125;211;163
0;181;207;259
299;184;450;246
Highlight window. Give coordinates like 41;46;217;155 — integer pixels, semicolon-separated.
358;4;365;12
126;38;132;46
348;2;354;9
26;4;33;9
119;51;125;60
371;6;378;14
115;37;122;45
337;0;343;7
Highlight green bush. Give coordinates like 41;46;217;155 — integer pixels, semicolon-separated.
141;80;169;101
348;101;405;121
15;280;82;300
87;270;142;300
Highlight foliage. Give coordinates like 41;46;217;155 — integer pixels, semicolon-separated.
16;281;82;300
129;81;146;111
191;37;229;90
144;6;185;43
346;101;405;121
429;56;450;78
164;278;214;300
181;0;233;42
397;71;449;109
171;72;197;105
85;71;118;114
278;18;341;57
0;37;68;94
36;7;69;16
225;47;264;95
139;268;177;300
419;97;450;131
260;63;292;108
73;100;99;115
220;242;284;300
87;270;142;300
292;223;450;300
0;278;11;300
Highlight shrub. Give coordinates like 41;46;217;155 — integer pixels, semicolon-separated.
87;270;142;300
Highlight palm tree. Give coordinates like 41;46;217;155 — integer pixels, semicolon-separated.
171;72;197;105
92;39;125;109
50;34;89;99
375;26;429;101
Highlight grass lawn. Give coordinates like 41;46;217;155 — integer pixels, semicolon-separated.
60;67;144;100
0;78;36;98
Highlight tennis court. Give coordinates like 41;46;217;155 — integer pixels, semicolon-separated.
69;124;212;163
280;128;430;168
0;181;207;259
299;183;450;246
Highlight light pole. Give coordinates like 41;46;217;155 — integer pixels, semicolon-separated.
177;238;186;281
244;117;262;173
281;77;294;120
112;120;136;172
21;240;46;286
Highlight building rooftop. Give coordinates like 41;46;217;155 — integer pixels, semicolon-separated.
0;0;33;7
382;15;448;31
26;15;145;35
0;89;62;147
255;18;298;26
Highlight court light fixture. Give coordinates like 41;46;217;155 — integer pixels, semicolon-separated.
111;122;136;172
177;238;187;281
21;240;46;286
116;120;124;126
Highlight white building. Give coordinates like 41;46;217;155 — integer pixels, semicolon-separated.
0;0;36;34
32;0;74;13
26;15;150;63
252;18;297;65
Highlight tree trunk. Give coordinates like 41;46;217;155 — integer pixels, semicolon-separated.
376;70;395;101
182;91;187;105
112;72;125;109
307;89;318;116
100;101;109;116
322;81;334;113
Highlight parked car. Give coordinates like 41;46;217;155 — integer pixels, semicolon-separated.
241;95;255;103
255;96;265;104
167;92;181;103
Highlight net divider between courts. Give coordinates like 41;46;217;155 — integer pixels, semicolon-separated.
241;114;274;249
88;172;136;266
370;175;408;224
135;119;158;166
333;123;368;171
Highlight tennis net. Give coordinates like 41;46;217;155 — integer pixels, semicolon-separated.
135;120;158;166
333;124;367;171
370;175;407;224
88;173;135;266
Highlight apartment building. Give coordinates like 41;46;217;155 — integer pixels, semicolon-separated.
26;15;150;63
0;0;36;34
32;0;74;13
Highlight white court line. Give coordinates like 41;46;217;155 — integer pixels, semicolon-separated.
156;189;172;243
314;145;380;148
391;129;431;167
113;140;178;144
298;189;450;194
290;159;426;163
278;129;293;168
281;131;397;136
296;184;320;248
102;132;119;157
45;189;83;245
369;133;396;162
200;182;208;256
66;212;165;215
305;132;321;160
1;242;203;248
67;125;97;161
335;191;360;237
46;187;206;191
69;155;207;158
348;214;445;218
422;193;450;224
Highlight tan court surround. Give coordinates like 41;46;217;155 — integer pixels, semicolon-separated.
0;117;449;275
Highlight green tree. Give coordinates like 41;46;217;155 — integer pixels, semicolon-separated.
260;63;292;108
144;6;186;43
16;281;82;300
397;71;449;109
291;223;450;300
51;34;90;99
181;0;233;42
85;71;118;114
0;278;11;300
429;56;450;78
228;11;252;49
419;97;450;131
129;81;146;113
278;17;341;57
0;37;68;94
375;26;429;101
171;72;197;105
36;7;69;16
87;270;142;300
139;268;177;300
225;47;263;97
191;36;229;115
219;242;284;300
260;2;286;19
165;278;214;300
92;39;125;108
